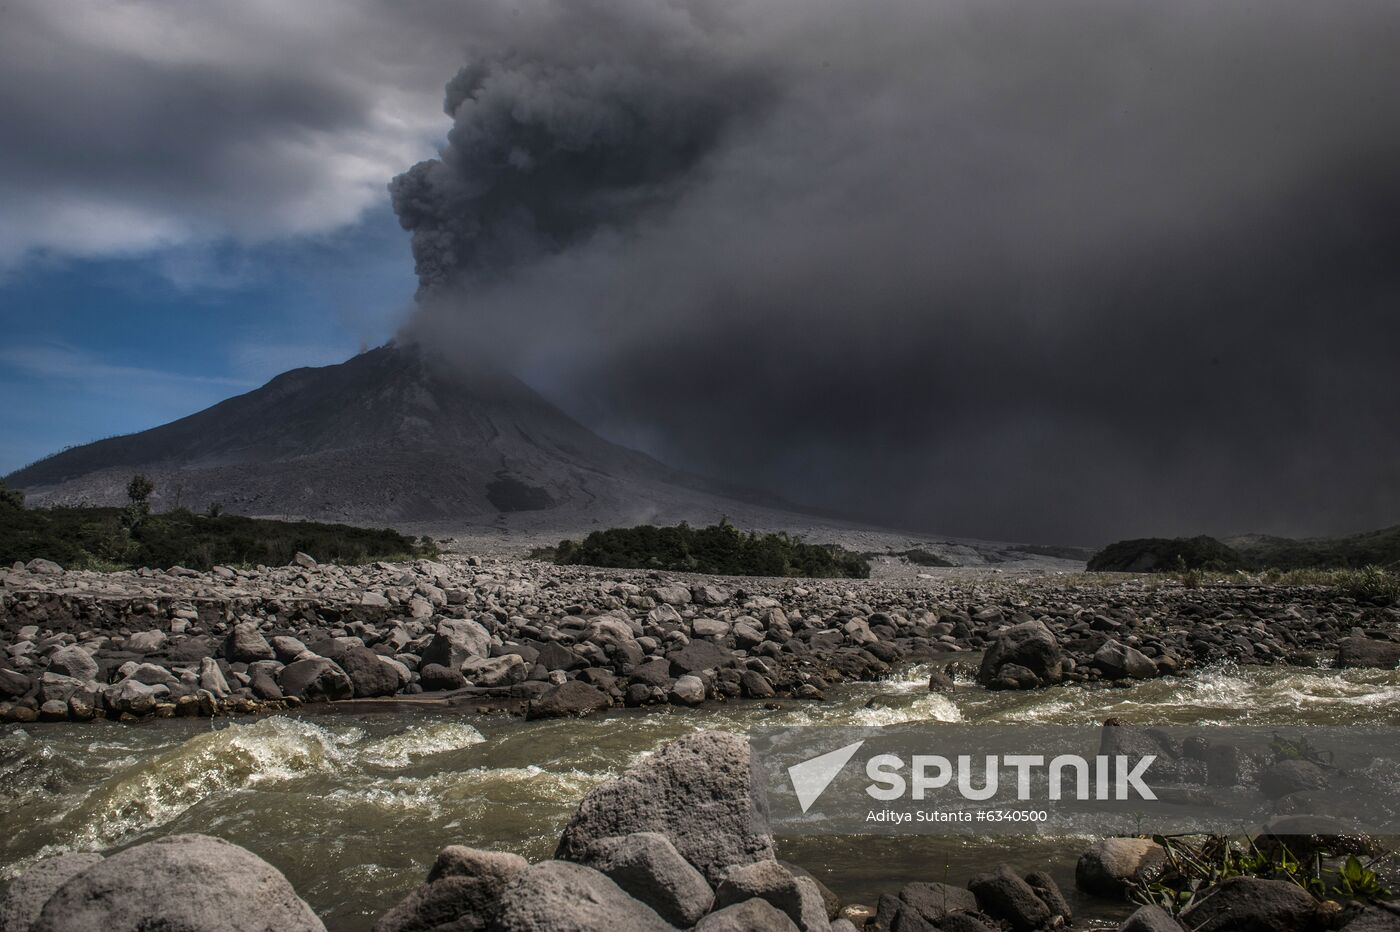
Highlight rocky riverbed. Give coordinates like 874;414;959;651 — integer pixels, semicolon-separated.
2;548;1400;722
3;554;1399;725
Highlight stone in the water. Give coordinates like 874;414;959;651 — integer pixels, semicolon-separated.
977;620;1063;689
1258;759;1329;799
419;663;467;691
1076;838;1168;897
967;866;1051;932
695;898;801;932
1336;637;1400;669
1093;639;1158;680
0;851;104;932
557;731;775;885
1119;904;1185;931
492;860;673;932
897;881;977;922
582;832;714;928
670;674;706;706
31;834;324;932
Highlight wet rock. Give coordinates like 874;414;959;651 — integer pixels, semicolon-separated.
1336;637;1400;669
967;866;1051;932
1178;876;1319;932
1024;871;1071;924
1259;759;1329;799
557;731;775;885
0;851;105;932
1076;838;1168;897
492;860;673;932
1119;904;1184;931
47;646;98;681
31;834;323;932
102;678;168;715
977;621;1063;689
696;898;801;932
1093;639;1159;679
277;658;353;702
373;845;527;932
223;622;276;663
927;669;955;694
526;680;611;719
319;642;399;698
714;861;830;932
740;670;776;699
582;832;714;928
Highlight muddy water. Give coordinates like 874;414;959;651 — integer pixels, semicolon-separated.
4;665;1400;930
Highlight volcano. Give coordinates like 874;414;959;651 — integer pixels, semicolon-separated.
6;345;792;531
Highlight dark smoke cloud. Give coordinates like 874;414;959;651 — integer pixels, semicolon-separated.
399;0;1400;543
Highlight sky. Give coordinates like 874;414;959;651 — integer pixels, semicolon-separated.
3;0;1400;543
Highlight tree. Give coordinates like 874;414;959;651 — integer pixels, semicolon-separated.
124;474;155;529
0;480;22;509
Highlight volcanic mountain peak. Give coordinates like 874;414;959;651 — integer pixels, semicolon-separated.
6;345;778;529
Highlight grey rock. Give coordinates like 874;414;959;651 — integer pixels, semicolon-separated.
527;681;611;719
977;620;1063;688
1093;639;1159;679
0;851;104;932
714;861;830;931
492;860;673;932
1179;876;1318;932
277;658;353;702
420;619;490;670
669;675;706;706
583;832;713;928
1259;759;1329;799
199;657;231;698
1337;637;1400;669
101;678;168;715
223;622;276;663
1119;904;1185;931
125;630;167;654
47;646;97;681
695;899;801;932
25;559;62;575
373;846;527;932
318;642;399;698
462;655;526;688
31;834;323;932
897;882;977;922
557;731;775;885
1076;838;1168;897
967;866;1050;932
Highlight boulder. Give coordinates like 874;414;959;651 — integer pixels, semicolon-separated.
199;657;231;698
696;899;801;932
714;861;831;931
646;586;692;606
668;641;736;676
420;619;491;670
897;882;978;923
47;646;98;681
277;658;353;702
526;681;611;719
462;655;527;688
557;731;775;885
1178;876;1319;932
223;622;276;663
492;860;673;932
1258;760;1329;799
1119;905;1185;931
1093;640;1159;680
419;663;467;692
582;832;714;928
670;675;706;706
976;621;1063;688
319;643;399;698
1337;638;1400;669
1076;838;1168;897
0;851;104;932
373;846;528;932
967;866;1051;932
536;641;584;672
31;834;323;932
125;630;167;654
102;678;168;715
0;667;33;700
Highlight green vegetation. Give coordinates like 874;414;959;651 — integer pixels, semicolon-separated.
0;480;435;570
546;521;871;578
1088;536;1246;573
1134;833;1390;916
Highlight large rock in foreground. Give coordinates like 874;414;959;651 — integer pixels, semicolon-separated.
556;731;775;884
0;852;104;932
492;860;674;932
30;834;323;932
1178;876;1318;932
977;620;1064;689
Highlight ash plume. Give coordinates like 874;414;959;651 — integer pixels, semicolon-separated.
393;0;1400;543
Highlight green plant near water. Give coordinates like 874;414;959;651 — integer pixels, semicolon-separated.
547;519;871;578
1132;834;1392;916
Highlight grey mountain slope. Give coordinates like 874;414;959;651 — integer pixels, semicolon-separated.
5;345;792;526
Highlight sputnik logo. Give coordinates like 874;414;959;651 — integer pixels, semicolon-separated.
787;740;865;812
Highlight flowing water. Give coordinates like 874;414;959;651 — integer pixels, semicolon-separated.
4;664;1400;930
